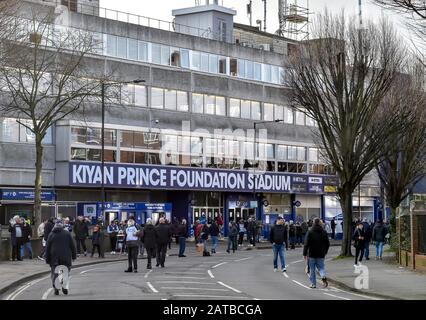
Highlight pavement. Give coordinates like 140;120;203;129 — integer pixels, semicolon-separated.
0;240;425;300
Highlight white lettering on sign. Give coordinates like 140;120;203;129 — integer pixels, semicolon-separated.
309;177;323;184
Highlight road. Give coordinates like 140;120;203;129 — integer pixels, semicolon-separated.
2;244;376;300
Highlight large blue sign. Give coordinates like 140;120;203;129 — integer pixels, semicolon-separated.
69;162;338;194
1;189;56;201
97;202;172;212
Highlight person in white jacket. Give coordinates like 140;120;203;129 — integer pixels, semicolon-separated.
124;218;140;273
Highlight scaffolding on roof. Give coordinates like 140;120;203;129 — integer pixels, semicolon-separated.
276;0;311;41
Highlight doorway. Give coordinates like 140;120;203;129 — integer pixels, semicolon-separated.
192;207;222;224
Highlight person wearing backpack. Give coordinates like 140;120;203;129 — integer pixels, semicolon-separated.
201;222;210;256
269;216;288;272
227;219;238;254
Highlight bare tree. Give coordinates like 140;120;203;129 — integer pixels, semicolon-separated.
377;63;426;243
286;12;404;256
374;1;426;18
0;7;104;226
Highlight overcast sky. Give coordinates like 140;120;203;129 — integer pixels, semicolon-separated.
100;0;404;34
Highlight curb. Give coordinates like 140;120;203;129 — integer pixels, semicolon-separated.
0;257;127;298
326;277;403;300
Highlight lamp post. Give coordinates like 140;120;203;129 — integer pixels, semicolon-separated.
252;119;284;219
101;79;145;221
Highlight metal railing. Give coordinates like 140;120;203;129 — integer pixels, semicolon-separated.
37;0;288;54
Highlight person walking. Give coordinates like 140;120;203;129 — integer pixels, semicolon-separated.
90;225;104;258
295;222;303;246
209;219;220;254
303;218;330;289
63;218;73;233
156;217;172;267
237;219;246;246
201;221;210;256
37;219;47;260
372;219;387;260
227;219;238;254
9;215;24;261
142;218;157;269
362;218;372;260
216;214;224;238
21;218;33;259
247;217;256;247
353;222;365;266
45;219;77;296
124;218;140;273
40;217;54;260
289;221;296;249
74;216;89;257
269;216;288;272
301;221;308;243
193;219;200;247
178;219;188;257
107;220;119;254
330;218;336;240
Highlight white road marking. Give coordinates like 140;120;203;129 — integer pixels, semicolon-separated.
217;281;242;293
212;262;228;269
283;272;289;278
80;268;99;274
207;270;215;279
324;292;351;300
290;259;304;264
164;272;205;275
292;280;311;289
172;294;247;299
155;281;210;285
160;287;228;291
328;286;380;300
147;282;158;293
234;257;252;262
144;270;153;278
6;276;49;300
157;276;208;280
42;288;53;300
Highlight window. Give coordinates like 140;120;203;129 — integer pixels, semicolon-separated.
181;49;190;68
121;84;134;105
271;65;279;84
295;110;305;125
219;57;227;74
71;127;86;144
246;60;254;79
201;53;209;72
216;97;226;116
251;101;261;120
120;131;134;148
128;39;138;60
191;51;201;70
165;89;177;110
134;132;160;150
288;146;297;160
191;137;203;154
244;142;254;160
163;135;178;153
209;54;218;73
205;95;215;115
230;99;240;117
86;128;101;145
306;114;316;126
263;103;274;121
263;64;271;82
297;147;306;161
192;93;203;113
279;67;285;84
71;148;86;160
177;91;189;112
161;46;169;65
219;20;227;42
151;44;161;64
238;59;245;78
179;136;191;153
309;148;318;162
151;88;164;109
117;37;127;59
138;41;149;62
106;35;117;56
275;105;284;121
254;63;261;81
205;138;217;156
134;85;147;107
230;58;238;76
87;149;101;161
277;145;287;160
241;100;251;119
120;151;134;163
170;48;180;67
284;107;294;124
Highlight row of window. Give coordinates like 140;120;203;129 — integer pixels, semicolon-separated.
70;127;324;163
104;34;285;85
118;84;317;125
0;118;53;144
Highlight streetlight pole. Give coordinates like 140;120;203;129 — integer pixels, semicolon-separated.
252;119;284;218
100;79;145;221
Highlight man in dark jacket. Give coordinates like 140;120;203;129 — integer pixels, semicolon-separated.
372;219;387;260
201;222;210;256
45;219;77;296
21;218;33;259
142;218;157;269
178;219;188;257
209;220;220;254
73;215;89;256
303;218;330;288
269;216;288;272
330;218;336;239
8;216;24;261
155;218;172;267
227;219;238;254
246;217;256;247
39;217;54;259
362;219;372;260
